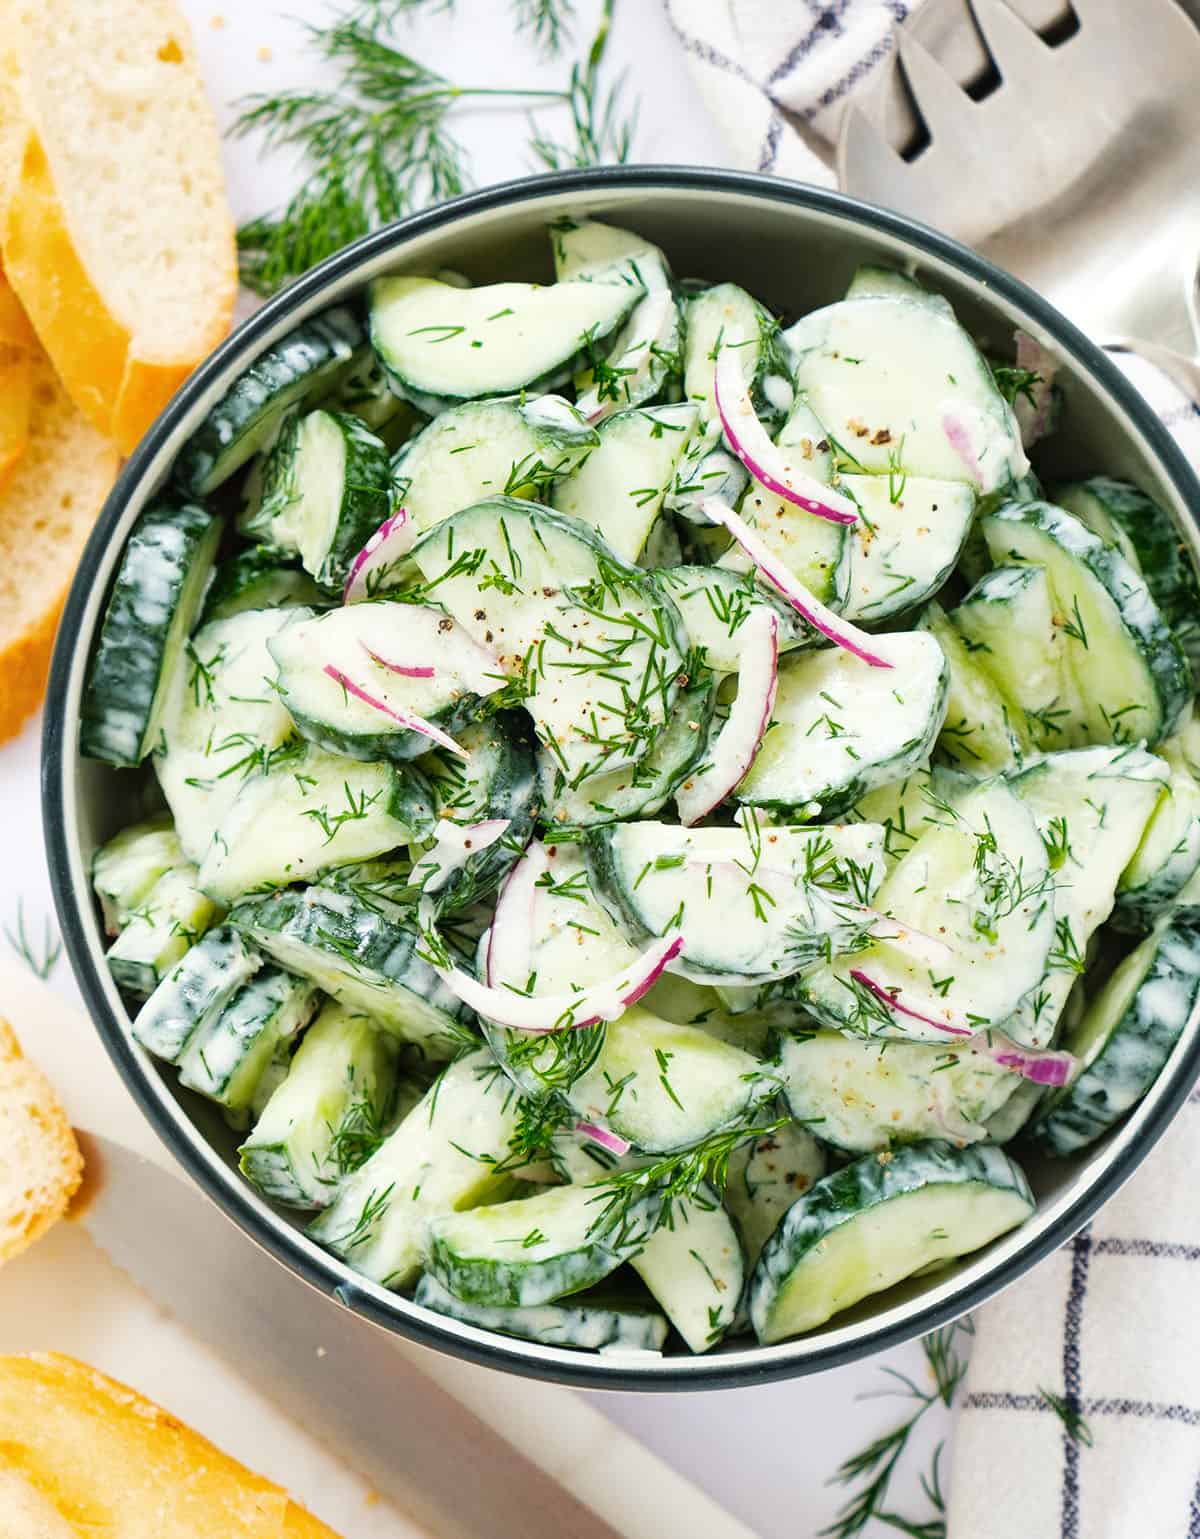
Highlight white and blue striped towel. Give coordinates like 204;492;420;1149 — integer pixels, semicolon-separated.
666;3;1200;1534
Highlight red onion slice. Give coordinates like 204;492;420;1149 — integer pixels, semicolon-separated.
434;931;685;1033
361;643;436;679
485;839;551;988
699;497;893;668
342;507;417;604
849;969;973;1037
323;665;468;758
713;349;857;525
676;609;778;826
575;1121;632;1157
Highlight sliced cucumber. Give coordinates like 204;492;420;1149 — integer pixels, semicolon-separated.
228;884;471;1057
268;601;500;762
409;499;688;787
92;814;184;936
309;1049;520;1286
735;631;948;820
176;305;364;496
1008;745;1168;1045
665;440;749;525
839;474;974;623
551;403;699;562
777;1029;1017;1153
953;563;1075;750
246;409;392;592
682;283;792;434
748;1140;1033;1342
414;1272;669;1352
369;275;642;409
197;744;435;904
785;295;1027;493
132;924;262;1062
177;965;319;1112
106;865;218;998
723;1120;827;1265
154;609;296;864
324;349;415;444
240;1001;397;1208
1031;913;1200;1155
844;265;954;317
1115;741;1200;932
982;500;1192;747
850;766;934;871
201;547;327;625
657;567;807;676
427;1181;656;1308
918;601;1031;773
800;776;1054;1044
1058;476;1200;665
81;501;221;767
585;819;885;984
393;394;598;543
629;1189;745;1352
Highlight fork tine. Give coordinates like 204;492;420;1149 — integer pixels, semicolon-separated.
835;105;906;204
967;0;1051;80
895;32;977;146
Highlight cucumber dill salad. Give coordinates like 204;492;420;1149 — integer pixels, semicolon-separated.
82;224;1200;1355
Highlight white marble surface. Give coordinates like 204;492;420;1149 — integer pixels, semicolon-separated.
0;3;954;1535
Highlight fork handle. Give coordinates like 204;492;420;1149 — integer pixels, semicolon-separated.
1104;336;1200;406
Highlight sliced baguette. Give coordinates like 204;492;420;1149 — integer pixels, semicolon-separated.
0;343;119;741
0;1354;345;1539
0;0;235;454
0;1464;79;1539
0;1018;82;1265
0;263;36;493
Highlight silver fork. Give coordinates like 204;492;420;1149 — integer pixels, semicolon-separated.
838;0;1200;396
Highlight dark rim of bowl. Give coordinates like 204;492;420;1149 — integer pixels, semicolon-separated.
43;165;1200;1391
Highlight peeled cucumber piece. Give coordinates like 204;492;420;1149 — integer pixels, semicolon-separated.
106;865;219;999
177;965;319;1112
723;1121;827;1266
132;924;262;1062
748;1140;1033;1343
92;815;185;937
1115;739;1200;932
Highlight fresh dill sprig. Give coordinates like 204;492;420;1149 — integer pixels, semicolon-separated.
528;0;636;170
1037;1384;1095;1447
822;1320;973;1539
234;16;568;295
991;362;1043;408
514;0;576;55
3;901;63;981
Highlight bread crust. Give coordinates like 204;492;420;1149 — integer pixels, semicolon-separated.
0;1019;83;1264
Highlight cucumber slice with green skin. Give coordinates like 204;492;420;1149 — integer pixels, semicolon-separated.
408;499;688;788
585;820;885;984
982;500;1193;747
132;924;262;1062
800;776;1054;1045
92;814;184;937
308;1049;520;1287
777;1028;1018;1154
239;1001;397;1208
748;1140;1034;1343
629;1187;745;1352
427;1181;658;1309
200;547;327;625
665;440;749;525
983;1075;1045;1144
839;474;975;623
657;567;808;676
735;631;949;821
918;602;1031;773
1114;744;1200;932
420;712;539;912
1057;476;1200;666
197;744;436;904
850;766;934;872
637;514;684;571
682;283;793;436
268;601;501;763
392;394;599;547
1008;745;1167;1046
551;404;699;562
415;1272;670;1353
154;609;296;864
106;866;219;999
246;409;393;591
81;502;222;768
536;673;716;831
954;563;1077;749
369;276;642;408
1030;912;1200;1156
229;884;472;1057
323;350;415;443
551;219;683;418
785;295;1027;494
844;265;954;318
723;1121;827;1266
176;306;365;496
177;965;319;1112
